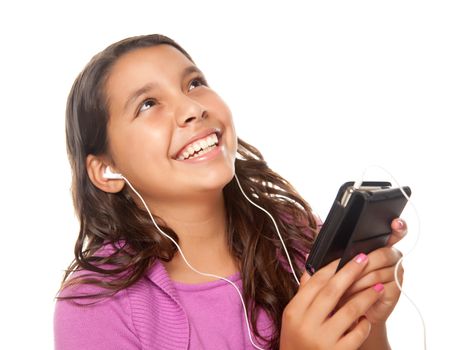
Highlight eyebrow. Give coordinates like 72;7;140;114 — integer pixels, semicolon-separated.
123;65;204;112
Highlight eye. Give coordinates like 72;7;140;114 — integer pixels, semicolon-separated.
188;76;208;91
137;98;157;115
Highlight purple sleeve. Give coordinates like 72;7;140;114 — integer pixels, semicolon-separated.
54;286;141;349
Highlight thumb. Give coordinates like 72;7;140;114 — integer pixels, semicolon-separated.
387;218;408;246
299;252;313;287
299;270;311;287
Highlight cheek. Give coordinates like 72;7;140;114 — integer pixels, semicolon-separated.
229;125;238;156
226;117;238;156
108;122;170;172
213;97;237;152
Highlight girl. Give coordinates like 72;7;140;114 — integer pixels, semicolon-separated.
55;34;407;350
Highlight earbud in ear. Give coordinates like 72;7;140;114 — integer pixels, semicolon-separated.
103;166;123;180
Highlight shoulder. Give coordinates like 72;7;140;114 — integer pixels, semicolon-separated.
54;242;141;349
54;258;187;349
276;210;323;272
54;271;141;349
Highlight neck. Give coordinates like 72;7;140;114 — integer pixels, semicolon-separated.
149;189;227;238
143;190;239;283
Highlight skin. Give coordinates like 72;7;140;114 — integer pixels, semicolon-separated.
86;44;406;349
280;219;407;350
87;45;240;282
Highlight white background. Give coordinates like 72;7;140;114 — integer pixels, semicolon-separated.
0;1;469;349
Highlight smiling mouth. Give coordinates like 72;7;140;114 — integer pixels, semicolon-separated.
176;133;219;161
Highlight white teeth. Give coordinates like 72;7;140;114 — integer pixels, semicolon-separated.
177;132;219;160
186;145;215;159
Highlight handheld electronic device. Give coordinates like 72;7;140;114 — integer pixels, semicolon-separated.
305;181;411;274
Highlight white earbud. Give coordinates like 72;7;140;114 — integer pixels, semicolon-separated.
103;166;123;180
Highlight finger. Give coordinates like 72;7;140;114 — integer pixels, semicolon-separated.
291;259;341;312
332;247;401;309
307;253;370;321
337;316;372;349
299;252;317;286
299;270;311;286
344;264;404;297
387;218;408;246
327;283;384;339
361;247;402;276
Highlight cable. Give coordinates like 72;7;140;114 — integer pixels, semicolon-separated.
118;167;425;349
354;165;427;350
121;175;266;350
233;174;301;286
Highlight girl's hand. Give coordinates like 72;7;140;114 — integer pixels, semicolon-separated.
342;218;408;325
280;253;385;350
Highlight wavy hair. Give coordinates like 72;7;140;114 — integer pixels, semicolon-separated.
59;34;318;350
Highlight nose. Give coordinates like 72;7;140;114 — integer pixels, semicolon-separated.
175;94;208;127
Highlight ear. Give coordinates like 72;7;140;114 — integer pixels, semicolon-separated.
86;154;125;193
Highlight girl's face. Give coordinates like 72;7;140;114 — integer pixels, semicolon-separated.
104;45;237;203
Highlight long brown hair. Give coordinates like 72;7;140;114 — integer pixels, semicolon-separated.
59;34;317;349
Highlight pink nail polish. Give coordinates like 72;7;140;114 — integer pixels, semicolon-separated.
374;283;384;293
396;219;404;229
354;253;368;264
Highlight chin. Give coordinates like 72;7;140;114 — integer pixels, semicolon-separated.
201;166;235;191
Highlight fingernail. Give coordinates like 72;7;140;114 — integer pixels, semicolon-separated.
396;219;404;229
354;253;368;264
373;283;385;293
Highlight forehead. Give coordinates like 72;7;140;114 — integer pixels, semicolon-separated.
105;45;194;106
110;44;192;78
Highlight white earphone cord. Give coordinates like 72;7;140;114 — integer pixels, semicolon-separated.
122;166;425;349
122;174;273;350
354;165;427;350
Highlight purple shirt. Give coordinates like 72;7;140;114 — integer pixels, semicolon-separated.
173;272;273;349
54;216;320;349
54;261;274;349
